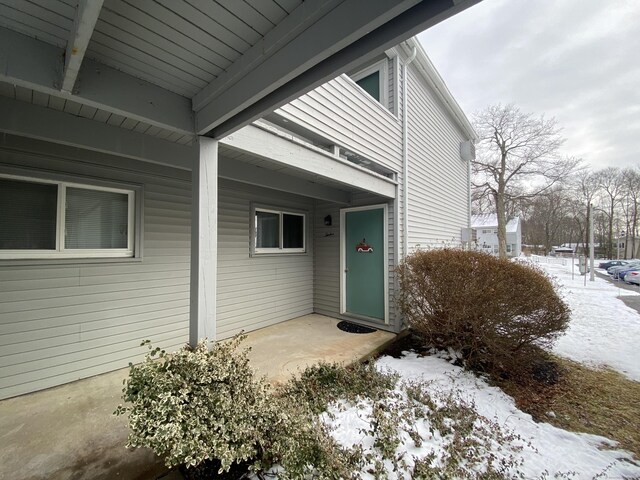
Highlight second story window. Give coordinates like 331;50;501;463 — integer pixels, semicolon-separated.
351;59;388;107
355;70;381;101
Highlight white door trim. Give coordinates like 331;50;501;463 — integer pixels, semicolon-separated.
340;203;389;324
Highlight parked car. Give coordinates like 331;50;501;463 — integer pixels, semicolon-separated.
612;263;640;280
625;271;640;285
598;260;628;269
616;266;640;280
608;262;640;276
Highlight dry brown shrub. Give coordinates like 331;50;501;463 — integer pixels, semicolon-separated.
397;248;571;377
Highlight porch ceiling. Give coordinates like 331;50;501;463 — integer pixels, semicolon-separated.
0;0;480;146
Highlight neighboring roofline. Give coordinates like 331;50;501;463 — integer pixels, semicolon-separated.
401;37;478;141
470;213;520;232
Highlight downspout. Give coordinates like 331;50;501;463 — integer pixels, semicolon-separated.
402;44;417;258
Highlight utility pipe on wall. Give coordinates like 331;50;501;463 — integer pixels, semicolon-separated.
401;44;417;259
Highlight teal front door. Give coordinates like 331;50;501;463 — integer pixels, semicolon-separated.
343;206;386;321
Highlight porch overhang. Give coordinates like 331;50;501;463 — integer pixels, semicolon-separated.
0;95;192;169
0;0;480;144
220;123;397;200
0;27;195;136
197;0;481;138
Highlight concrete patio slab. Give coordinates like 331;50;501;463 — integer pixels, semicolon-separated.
0;315;396;480
245;314;397;384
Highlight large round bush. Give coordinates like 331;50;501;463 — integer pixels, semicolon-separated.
397;249;570;375
115;336;279;473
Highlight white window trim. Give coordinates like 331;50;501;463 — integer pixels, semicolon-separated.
251;205;306;255
0;173;136;259
351;59;389;108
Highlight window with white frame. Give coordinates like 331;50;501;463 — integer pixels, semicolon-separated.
351;59;388;107
0;174;136;259
252;206;305;254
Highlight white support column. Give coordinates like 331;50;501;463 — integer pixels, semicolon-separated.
190;137;218;346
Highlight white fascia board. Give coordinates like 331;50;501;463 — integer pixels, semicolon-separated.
218;158;351;205
195;0;422;135
61;0;104;93
219;124;396;199
0;95;194;169
403;37;478;141
0;27;194;136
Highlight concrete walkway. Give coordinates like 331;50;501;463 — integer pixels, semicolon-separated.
0;315;395;480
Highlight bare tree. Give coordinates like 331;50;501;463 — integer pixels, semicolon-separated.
542;188;572;254
621;168;640;258
572;169;600;254
596;167;624;258
521;185;573;254
568;199;587;254
472;104;580;257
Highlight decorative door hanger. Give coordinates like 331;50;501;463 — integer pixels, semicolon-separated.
355;238;373;253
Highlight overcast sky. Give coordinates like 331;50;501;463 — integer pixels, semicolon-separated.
417;0;640;171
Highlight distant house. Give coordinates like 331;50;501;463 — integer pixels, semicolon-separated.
552;242;605;257
463;214;522;257
552;244;576;256
616;236;640;259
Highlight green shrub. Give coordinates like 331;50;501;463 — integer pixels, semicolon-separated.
280;363;525;479
272;362;400;479
397;249;571;377
116;337;527;478
280;361;398;414
115;335;278;473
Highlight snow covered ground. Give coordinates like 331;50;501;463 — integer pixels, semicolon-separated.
373;353;640;479
535;259;640;381
320;258;640;479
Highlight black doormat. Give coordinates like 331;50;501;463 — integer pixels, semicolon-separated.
337;320;376;334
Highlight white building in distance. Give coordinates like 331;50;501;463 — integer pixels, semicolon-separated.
463;214;522;257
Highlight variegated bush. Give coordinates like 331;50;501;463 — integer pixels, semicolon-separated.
115;335;278;473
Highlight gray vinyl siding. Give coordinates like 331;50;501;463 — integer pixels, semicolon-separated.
387;56;400;117
276;74;403;173
216;179;314;339
405;65;469;250
313;194;398;333
0;135;191;400
313;200;341;322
